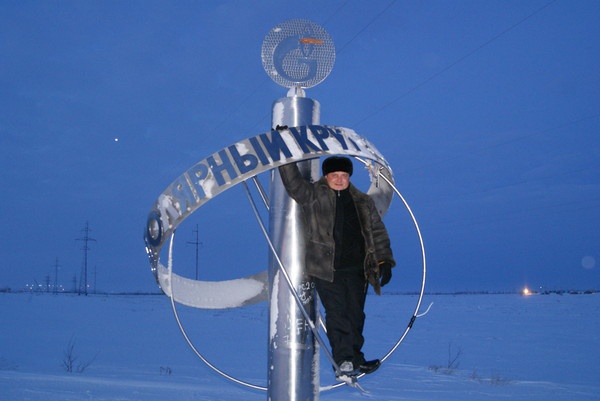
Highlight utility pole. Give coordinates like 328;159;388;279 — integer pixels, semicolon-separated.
76;222;96;296
53;257;61;294
187;224;201;280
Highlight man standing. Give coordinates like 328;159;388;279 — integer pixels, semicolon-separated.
278;156;395;380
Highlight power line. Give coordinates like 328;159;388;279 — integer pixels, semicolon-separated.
187;224;202;280
76;221;96;296
399;113;600;176
353;0;559;128
335;0;397;55
53;257;61;294
429;195;600;232
320;0;351;28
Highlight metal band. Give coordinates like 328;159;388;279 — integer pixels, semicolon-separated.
144;125;394;308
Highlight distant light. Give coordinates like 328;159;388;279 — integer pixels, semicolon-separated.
114;138;119;142
522;287;531;296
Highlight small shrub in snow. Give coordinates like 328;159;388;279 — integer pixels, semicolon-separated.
429;343;462;375
62;337;97;373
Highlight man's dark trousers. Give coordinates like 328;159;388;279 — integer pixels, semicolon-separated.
315;268;368;368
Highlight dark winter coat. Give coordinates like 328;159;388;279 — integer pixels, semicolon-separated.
278;163;395;295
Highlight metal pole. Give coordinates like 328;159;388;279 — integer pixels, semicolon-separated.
54;257;60;294
268;89;321;401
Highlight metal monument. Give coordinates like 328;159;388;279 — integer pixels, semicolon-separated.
144;18;426;400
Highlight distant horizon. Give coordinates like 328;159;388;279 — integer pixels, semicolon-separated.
3;287;597;296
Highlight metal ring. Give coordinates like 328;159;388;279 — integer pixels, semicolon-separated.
144;126;425;391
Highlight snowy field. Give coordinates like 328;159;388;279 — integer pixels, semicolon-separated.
1;292;598;401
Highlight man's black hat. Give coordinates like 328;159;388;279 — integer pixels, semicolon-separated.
322;156;353;176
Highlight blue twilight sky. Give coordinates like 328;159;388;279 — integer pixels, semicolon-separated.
1;0;598;293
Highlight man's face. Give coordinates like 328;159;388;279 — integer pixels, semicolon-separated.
325;171;350;190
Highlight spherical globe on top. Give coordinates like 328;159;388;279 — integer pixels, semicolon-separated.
261;19;335;89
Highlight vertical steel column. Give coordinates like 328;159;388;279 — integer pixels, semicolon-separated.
268;92;320;401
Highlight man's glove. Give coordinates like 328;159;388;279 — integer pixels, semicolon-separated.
379;262;392;287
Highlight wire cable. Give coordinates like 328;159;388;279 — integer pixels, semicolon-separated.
353;0;559;128
336;0;397;54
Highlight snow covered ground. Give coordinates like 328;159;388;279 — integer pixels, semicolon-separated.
1;291;598;400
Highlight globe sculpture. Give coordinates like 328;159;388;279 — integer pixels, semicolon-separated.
144;19;426;400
